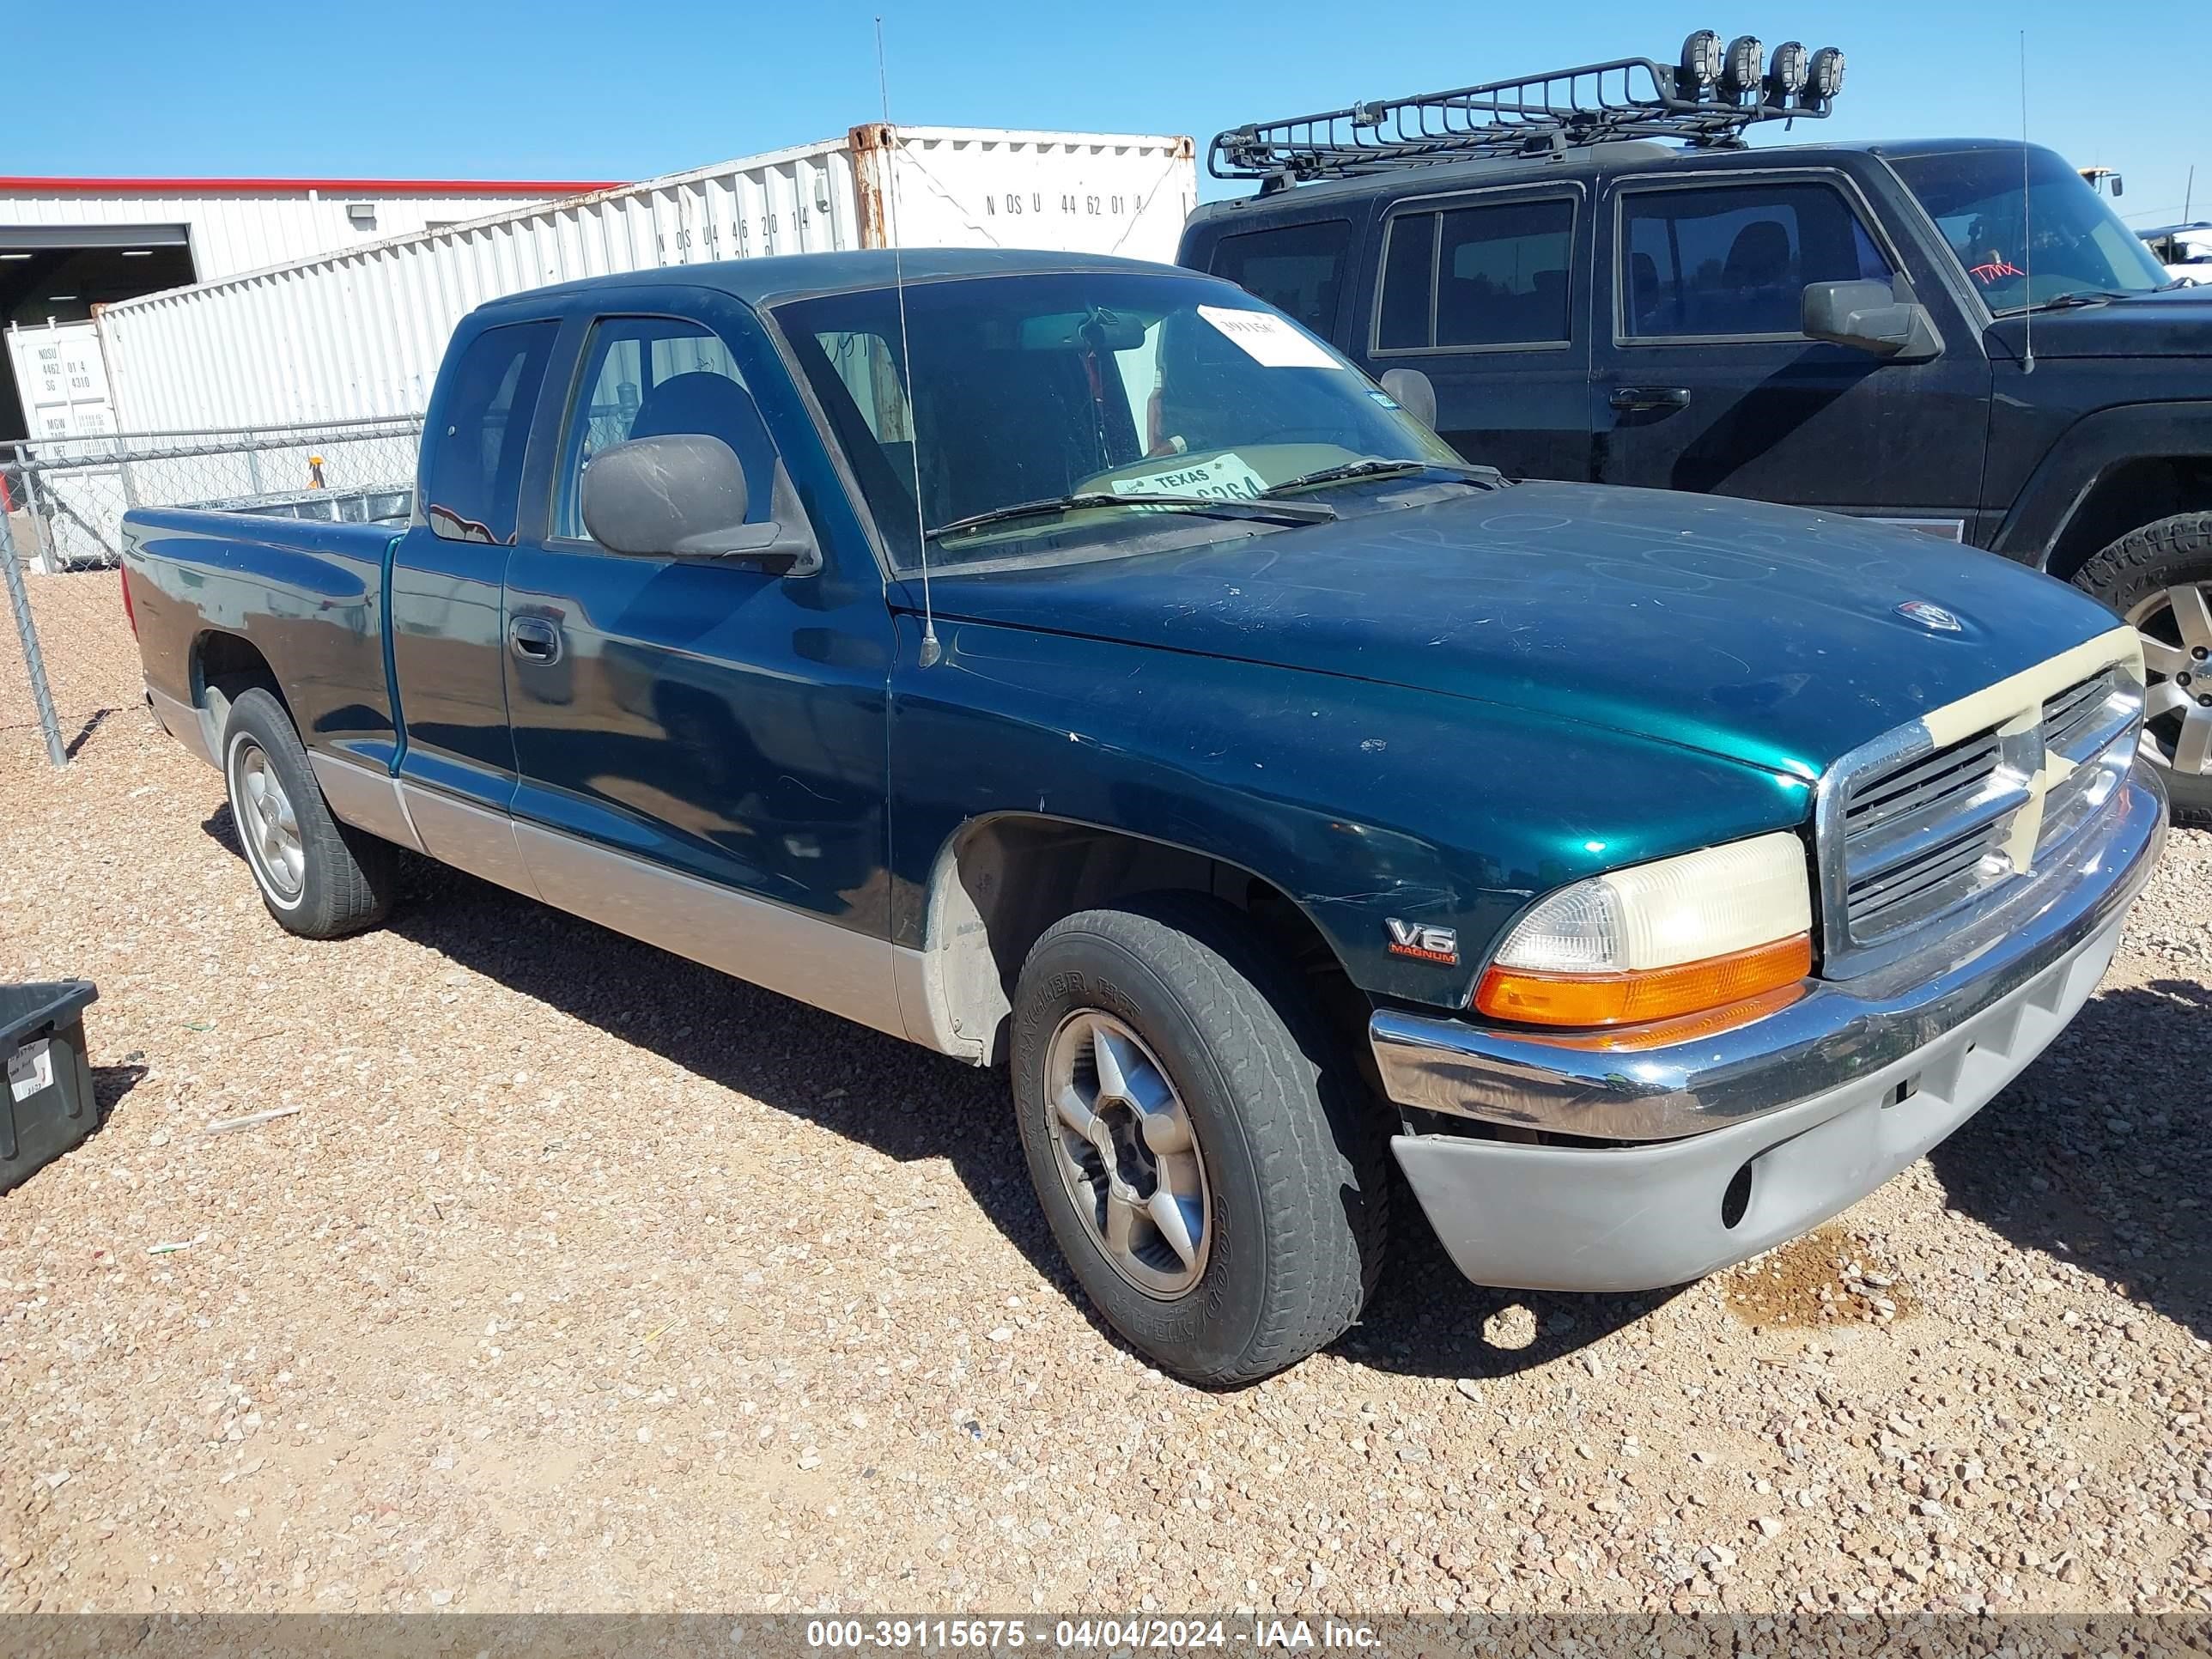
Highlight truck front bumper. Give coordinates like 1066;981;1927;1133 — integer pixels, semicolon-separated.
1370;767;2166;1294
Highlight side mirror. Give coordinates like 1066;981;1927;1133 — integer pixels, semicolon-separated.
581;433;821;574
1801;279;1943;362
1378;367;1437;430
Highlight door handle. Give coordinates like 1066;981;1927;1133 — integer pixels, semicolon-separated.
507;615;563;665
1610;386;1692;412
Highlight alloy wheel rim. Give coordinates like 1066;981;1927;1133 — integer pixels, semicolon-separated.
231;740;306;901
2127;583;2212;778
1043;1010;1212;1300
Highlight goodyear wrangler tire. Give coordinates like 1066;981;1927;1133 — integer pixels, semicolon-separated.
2074;512;2212;827
1011;893;1389;1386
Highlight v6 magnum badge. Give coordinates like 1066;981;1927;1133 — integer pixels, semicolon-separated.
1385;919;1459;965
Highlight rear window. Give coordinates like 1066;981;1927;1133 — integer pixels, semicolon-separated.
1376;198;1575;350
422;320;557;544
1207;220;1352;338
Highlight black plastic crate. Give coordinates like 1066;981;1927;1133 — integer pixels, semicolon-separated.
2;980;101;1192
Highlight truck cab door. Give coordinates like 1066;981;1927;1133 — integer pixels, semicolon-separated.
386;316;560;896
1591;170;1992;536
1354;185;1594;481
498;289;901;1031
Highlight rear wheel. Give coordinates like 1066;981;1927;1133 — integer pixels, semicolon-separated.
1010;894;1389;1386
2072;513;2212;827
221;688;394;937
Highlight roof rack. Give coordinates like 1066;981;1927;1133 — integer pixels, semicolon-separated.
1211;33;1844;188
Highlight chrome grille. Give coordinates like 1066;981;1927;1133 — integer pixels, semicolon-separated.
1818;660;2142;977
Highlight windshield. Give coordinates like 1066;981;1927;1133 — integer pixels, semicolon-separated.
1890;145;2171;312
771;270;1461;570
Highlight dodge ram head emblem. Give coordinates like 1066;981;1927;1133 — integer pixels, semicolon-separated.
1896;599;1963;633
1386;919;1459;965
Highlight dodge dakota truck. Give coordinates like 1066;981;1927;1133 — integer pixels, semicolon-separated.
122;248;2164;1385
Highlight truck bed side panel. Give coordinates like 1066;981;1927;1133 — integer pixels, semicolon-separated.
120;507;400;769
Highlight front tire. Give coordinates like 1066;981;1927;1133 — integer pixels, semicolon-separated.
2073;512;2212;826
221;687;394;938
1011;895;1389;1386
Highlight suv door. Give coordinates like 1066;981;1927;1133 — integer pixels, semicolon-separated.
1360;185;1593;482
1594;170;1991;533
498;288;900;1025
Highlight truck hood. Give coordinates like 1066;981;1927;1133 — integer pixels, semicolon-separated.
916;482;2126;780
1987;285;2212;360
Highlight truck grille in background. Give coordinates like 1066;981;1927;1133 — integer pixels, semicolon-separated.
1826;665;2141;973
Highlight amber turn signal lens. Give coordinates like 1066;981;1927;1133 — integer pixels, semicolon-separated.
1474;933;1813;1027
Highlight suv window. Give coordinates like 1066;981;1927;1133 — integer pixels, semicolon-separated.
1375;198;1575;350
553;315;775;541
423;320;557;544
1620;180;1893;340
1207;221;1352;337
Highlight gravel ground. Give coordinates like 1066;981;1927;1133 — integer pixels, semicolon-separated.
4;571;2212;1618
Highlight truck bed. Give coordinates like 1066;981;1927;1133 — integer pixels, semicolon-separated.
122;505;403;773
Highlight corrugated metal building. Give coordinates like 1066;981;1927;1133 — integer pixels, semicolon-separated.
0;175;614;441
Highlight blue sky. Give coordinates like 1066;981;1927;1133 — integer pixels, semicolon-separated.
14;1;2209;227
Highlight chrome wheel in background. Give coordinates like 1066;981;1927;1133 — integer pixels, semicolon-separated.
2129;583;2212;778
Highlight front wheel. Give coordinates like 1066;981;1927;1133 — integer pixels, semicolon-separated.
1010;895;1389;1387
2072;512;2212;827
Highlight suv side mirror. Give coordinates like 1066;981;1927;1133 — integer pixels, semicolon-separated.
1801;279;1943;362
1378;367;1437;430
581;433;822;574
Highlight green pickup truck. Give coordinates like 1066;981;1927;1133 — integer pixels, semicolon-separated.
123;249;2162;1382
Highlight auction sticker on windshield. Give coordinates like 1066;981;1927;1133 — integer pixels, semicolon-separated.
1110;453;1268;501
1197;305;1340;369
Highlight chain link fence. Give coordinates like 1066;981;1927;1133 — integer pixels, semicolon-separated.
2;416;422;769
3;416;422;572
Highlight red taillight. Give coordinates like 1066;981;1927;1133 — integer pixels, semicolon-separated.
120;569;138;638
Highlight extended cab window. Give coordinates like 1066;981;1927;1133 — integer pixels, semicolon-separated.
1375;198;1574;351
423;320;556;544
1207;221;1352;337
554;316;776;541
1620;180;1893;341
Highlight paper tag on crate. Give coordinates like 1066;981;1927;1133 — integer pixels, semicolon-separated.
8;1040;53;1103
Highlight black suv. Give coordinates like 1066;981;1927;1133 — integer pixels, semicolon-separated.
1177;38;2212;819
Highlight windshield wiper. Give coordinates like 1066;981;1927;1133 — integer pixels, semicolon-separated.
1259;459;1506;498
2008;289;2133;314
927;491;1336;540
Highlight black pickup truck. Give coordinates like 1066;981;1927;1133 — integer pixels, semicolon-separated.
1181;38;2212;819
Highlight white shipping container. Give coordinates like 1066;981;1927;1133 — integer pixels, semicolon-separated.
96;127;1198;432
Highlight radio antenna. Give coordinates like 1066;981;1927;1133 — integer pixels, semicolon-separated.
876;16;940;667
2019;31;2035;375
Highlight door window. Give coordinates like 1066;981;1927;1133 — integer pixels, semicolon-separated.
1376;198;1575;350
1620;180;1893;340
554;316;775;540
422;320;557;544
1206;220;1353;337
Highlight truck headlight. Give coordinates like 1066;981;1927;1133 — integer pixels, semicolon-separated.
1474;832;1813;1027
